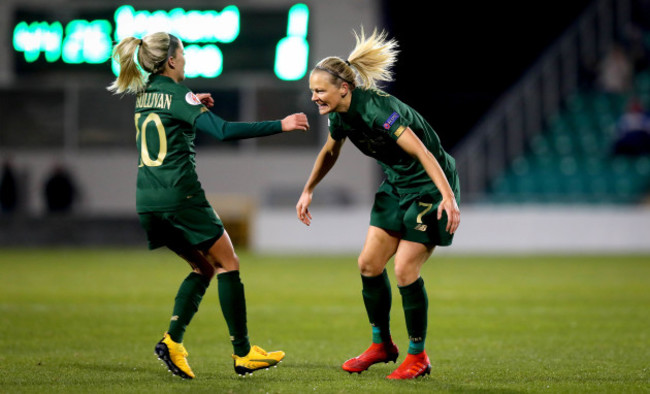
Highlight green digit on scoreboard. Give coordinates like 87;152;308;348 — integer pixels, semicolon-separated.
274;3;310;81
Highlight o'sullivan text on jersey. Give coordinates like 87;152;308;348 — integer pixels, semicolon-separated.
136;92;173;110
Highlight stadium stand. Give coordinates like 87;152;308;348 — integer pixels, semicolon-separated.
453;0;650;205
487;71;650;204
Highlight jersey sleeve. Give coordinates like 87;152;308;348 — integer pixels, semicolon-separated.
195;111;282;141
171;86;209;126
373;97;410;142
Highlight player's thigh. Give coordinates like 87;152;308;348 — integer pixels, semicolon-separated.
402;191;455;246
170;204;238;272
204;230;240;273
369;181;404;234
170;203;225;249
139;211;189;251
138;203;225;253
138;210;217;277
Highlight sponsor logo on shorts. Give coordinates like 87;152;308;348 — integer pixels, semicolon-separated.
383;111;400;129
414;224;428;231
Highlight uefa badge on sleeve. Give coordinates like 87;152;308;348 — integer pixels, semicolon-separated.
185;92;202;105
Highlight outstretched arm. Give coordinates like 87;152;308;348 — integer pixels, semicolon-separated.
396;127;460;234
296;134;345;226
195;111;309;141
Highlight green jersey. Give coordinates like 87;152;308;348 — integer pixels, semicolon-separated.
134;74;281;212
329;88;456;193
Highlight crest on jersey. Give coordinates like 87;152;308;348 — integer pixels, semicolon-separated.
185;92;202;105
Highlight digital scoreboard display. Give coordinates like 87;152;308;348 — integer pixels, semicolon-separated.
12;4;310;80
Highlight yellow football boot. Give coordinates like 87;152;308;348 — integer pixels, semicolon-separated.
154;333;195;379
232;345;285;376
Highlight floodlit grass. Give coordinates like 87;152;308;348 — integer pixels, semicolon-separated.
0;248;648;393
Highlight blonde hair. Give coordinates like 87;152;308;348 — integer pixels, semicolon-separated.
107;32;179;94
313;28;399;89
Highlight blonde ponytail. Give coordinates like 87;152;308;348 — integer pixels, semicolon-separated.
312;28;399;90
348;28;399;89
107;32;174;94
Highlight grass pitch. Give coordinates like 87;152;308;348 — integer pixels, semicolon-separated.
0;248;648;393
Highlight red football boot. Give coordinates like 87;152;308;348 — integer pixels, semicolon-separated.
386;351;431;379
342;341;399;374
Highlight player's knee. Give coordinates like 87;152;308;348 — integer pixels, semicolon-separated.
214;252;240;271
357;255;384;277
224;255;240;271
194;266;216;281
393;264;418;287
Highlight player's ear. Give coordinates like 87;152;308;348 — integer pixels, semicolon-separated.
167;56;175;69
341;82;349;98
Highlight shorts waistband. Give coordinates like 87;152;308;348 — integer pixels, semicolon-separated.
394;184;437;195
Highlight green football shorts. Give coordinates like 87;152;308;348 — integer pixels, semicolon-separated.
138;201;224;253
369;178;460;246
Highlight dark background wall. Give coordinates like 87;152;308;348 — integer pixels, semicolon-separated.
382;0;595;150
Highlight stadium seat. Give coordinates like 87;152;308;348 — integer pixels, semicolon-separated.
484;73;650;204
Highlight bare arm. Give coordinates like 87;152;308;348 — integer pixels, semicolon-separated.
396;127;460;234
296;134;345;226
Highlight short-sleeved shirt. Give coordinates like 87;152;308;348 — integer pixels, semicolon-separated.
134;74;210;213
328;88;457;195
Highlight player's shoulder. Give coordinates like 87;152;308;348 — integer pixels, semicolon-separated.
161;82;203;107
354;88;398;121
359;88;398;109
169;82;193;98
357;87;391;100
368;87;396;99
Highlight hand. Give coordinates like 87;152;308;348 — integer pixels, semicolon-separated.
438;195;460;234
281;113;310;132
296;191;313;226
196;93;214;108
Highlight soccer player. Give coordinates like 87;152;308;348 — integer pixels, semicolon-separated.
108;32;309;379
296;28;460;380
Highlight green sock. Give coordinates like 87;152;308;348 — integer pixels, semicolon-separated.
399;277;428;355
167;272;210;343
217;270;250;357
361;269;392;344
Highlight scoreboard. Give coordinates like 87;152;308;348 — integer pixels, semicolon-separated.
12;3;310;81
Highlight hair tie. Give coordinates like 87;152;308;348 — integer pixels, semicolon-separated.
137;38;143;46
345;60;351;66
